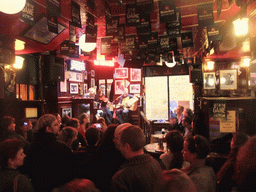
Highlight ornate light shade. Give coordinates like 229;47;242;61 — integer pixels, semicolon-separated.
0;0;26;14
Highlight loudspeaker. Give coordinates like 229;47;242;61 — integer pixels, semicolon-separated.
190;69;203;84
43;55;64;82
123;57;144;68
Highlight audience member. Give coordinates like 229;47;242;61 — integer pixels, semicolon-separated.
159;130;184;170
192;109;209;140
0;138;34;192
233;135;256;191
110;125;163;192
66;118;86;151
182;116;193;138
60;115;70;130
58;127;78;150
182;135;216;192
153;169;196;192
53;113;62;125
113;123;132;150
217;132;249;192
0;116;29;148
16;118;34;142
54;179;100;192
21;114;74;192
85;127;101;147
96;116;108;132
78;113;90;139
173;105;185;134
183;108;193;118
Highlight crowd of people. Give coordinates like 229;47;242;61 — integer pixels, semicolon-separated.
0;108;255;192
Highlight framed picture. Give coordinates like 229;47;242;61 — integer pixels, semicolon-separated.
220;70;237;90
70;83;79;94
60;78;67;92
84;83;88;93
130;68;141;82
99;79;106;94
115;68;128;79
91;78;95;88
203;72;216;89
115;80;125;94
68;72;83;82
84;71;87;80
130;84;141;94
91;70;95;77
62;108;72;117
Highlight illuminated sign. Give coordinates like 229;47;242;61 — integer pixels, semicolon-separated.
69;60;85;71
94;60;114;66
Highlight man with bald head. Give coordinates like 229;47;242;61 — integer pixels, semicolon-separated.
111;125;163;191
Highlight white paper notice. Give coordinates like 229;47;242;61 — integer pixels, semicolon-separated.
220;110;236;133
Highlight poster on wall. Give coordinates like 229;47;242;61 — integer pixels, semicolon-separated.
62;107;72;117
115;68;128;79
70;83;79;94
130;68;141;82
212;100;227;121
130;84;140;94
71;1;81;28
84;83;88;93
20;0;35;26
220;110;236;133
219;70;237;90
60;79;67;92
203;72;216;89
91;78;95;87
115;80;126;94
68;72;83;82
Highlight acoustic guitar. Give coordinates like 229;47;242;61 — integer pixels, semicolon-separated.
116;96;139;111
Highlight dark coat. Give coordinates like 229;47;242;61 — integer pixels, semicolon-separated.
20;131;74;192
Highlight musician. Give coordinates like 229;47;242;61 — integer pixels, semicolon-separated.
96;89;113;125
115;88;137;124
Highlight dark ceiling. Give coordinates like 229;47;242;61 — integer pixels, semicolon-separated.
0;0;254;60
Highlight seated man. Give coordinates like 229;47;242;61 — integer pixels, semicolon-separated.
110;125;162;192
115;88;138;124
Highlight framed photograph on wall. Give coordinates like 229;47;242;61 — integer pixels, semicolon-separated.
60;78;67;92
62;107;72;117
130;84;141;94
84;83;88;93
70;83;79;94
91;70;95;77
203;72;216;89
115;80;125;94
84;71;87;80
220;70;237;90
130;68;141;82
91;78;95;88
115;68;128;79
68;72;83;82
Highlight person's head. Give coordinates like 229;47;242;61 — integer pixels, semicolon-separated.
123;88;129;97
88;87;96;97
66;118;79;129
0;116;16;134
119;125;146;159
0;138;26;169
96;117;107;132
169;117;177;126
183;108;193;118
98;124;119;148
16;118;32;135
234;135;256;190
57;178;100;192
62;115;70;126
79;113;89;125
176;105;184;116
58;127;78;149
85;127;101;146
165;130;184;153
182;135;210;163
34;114;60;134
230;132;249;151
113;123;132;149
182;116;192;128
53;113;62;124
154;169;196;192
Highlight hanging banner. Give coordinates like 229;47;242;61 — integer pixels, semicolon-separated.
160;35;170;50
106;16;119;36
120;41;127;54
126;35;136;50
136;0;153;13
207;23;222;41
47;0;61;17
136;12;151;35
69;22;76;43
197;3;214;27
47;16;58;34
71;1;82;28
138;34;149;50
212;100;227;121
87;0;95;11
87;12;95;29
86;25;97;43
169;38;178;51
126;4;140;27
148;31;158;51
101;37;112;54
20;0;35;26
69;44;79;58
166;8;181;37
159;0;176;23
116;24;125;41
111;43;118;57
181;31;194;48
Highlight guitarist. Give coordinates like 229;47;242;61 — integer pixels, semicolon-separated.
116;88;137;124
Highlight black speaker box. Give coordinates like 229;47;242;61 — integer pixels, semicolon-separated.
190;69;203;84
43;55;64;82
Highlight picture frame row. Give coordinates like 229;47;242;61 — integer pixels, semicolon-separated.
115;68;141;82
204;70;238;90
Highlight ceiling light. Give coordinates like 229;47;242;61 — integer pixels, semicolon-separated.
233;18;249;36
15;39;25;51
13;56;24;69
206;61;215;70
79;34;96;52
0;0;26;14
